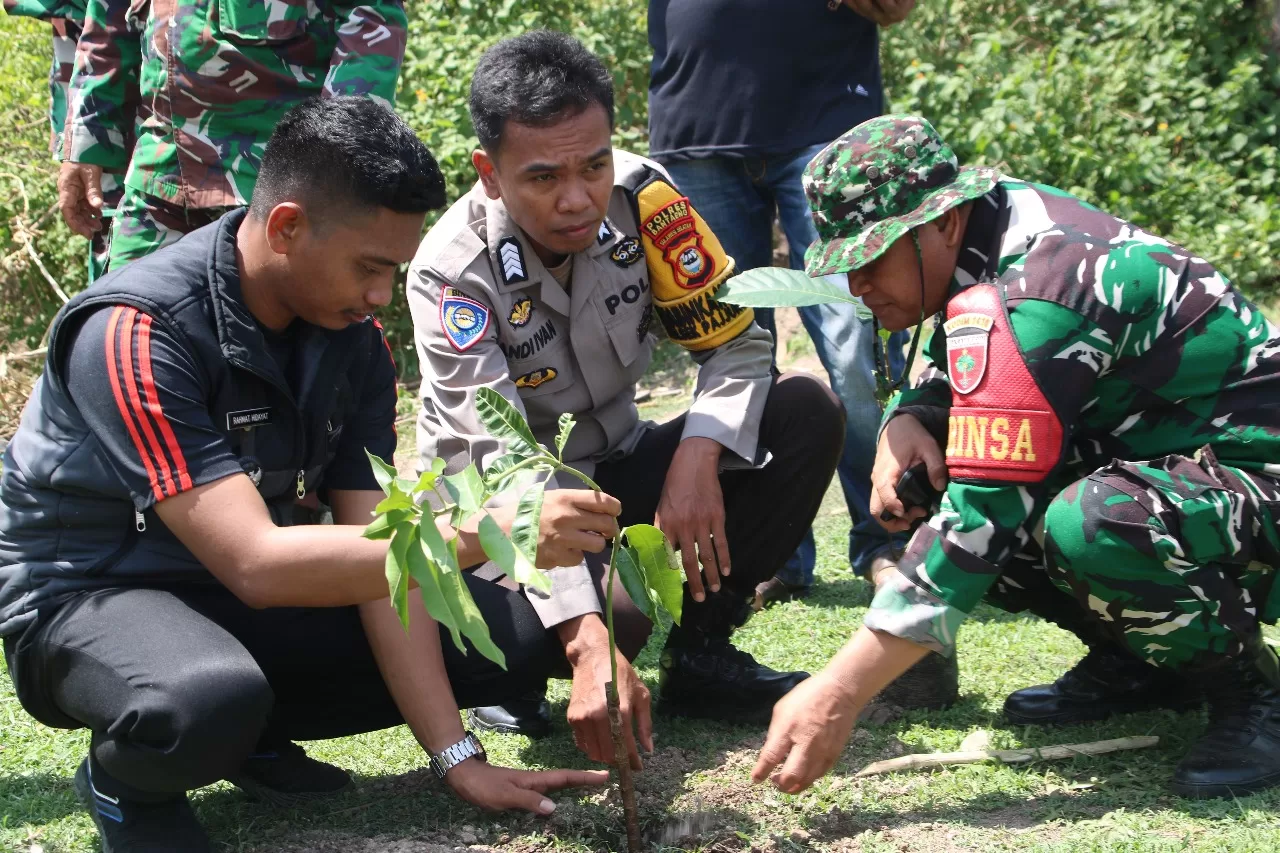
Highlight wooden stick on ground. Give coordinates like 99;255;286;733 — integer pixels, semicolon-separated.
855;735;1160;778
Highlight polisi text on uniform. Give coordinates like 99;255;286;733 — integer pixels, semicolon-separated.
605;276;650;316
502;318;558;360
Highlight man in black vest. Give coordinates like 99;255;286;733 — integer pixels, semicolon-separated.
0;98;611;853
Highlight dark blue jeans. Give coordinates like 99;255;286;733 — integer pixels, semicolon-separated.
664;145;908;583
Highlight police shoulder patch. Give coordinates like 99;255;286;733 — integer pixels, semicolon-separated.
611;237;642;268
440;290;491;352
514;367;557;389
497;236;528;286
508;295;534;328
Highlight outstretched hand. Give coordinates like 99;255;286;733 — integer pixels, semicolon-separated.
841;0;916;26
751;672;860;794
446;758;608;815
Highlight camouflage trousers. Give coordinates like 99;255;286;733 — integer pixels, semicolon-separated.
989;447;1280;670
88;174;125;282
105;188;232;271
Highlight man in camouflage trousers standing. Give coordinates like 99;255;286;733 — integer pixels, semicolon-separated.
56;0;407;270
4;0;131;280
748;115;1280;799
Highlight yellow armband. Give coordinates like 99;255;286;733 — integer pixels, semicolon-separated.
635;176;754;351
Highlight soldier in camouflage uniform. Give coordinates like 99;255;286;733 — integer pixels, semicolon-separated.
56;0;407;270
4;0;129;280
749;115;1280;800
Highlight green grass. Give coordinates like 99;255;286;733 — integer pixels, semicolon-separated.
6;371;1280;851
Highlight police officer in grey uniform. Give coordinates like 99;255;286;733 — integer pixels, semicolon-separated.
406;32;845;757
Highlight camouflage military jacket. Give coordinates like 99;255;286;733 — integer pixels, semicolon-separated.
5;0;89;156
865;180;1280;653
63;0;406;208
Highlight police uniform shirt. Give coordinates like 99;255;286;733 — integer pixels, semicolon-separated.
407;150;773;628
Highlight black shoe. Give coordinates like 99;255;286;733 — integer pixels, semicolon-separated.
657;633;808;724
74;758;211;853
878;650;959;710
467;691;553;738
1004;643;1202;725
227;740;352;807
752;576;812;610
1172;637;1280;799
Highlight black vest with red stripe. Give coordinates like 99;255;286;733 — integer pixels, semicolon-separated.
0;209;384;637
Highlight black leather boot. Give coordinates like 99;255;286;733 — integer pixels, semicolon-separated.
1172;636;1280;799
467;689;552;738
657;590;808;724
1004;642;1202;725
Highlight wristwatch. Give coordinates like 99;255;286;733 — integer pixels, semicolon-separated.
430;732;487;780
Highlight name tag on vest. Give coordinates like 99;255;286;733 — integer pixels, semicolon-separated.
227;407;273;430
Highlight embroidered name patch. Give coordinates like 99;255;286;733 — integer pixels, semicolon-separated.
515;367;557;389
943;312;993;394
508;296;533;328
501;318;558;360
441;292;490;352
611;237;642;268
227;407;272;430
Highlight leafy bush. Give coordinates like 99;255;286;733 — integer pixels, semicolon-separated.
1;0;1277;385
881;0;1280;292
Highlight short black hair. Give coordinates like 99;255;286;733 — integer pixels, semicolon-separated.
251;97;446;223
469;30;614;154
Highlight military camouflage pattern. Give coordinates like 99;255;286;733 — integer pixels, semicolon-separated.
864;177;1280;670
5;0;123;281
64;0;407;210
5;0;88;155
802;114;998;277
105;188;229;270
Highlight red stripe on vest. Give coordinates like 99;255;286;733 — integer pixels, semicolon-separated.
944;285;1062;483
136;315;193;492
105;307;166;502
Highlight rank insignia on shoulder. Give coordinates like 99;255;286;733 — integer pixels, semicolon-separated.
441;292;491;352
611;237;642;268
597;220;614;244
497;236;528;286
514;367;557;389
508;296;534;328
943;312;993;394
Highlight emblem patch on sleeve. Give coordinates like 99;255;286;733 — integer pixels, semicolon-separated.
942;285;1063;485
508;295;533;328
611;237;642;268
497;236;528;286
515;367;557;389
440;292;491;352
943;312;993;394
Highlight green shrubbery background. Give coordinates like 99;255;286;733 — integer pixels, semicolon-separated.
1;0;1277;382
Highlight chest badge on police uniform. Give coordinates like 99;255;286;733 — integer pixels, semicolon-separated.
497;237;528;285
515;367;557;389
611;237;642;268
943;312;994;394
508;296;534;328
441;291;491;352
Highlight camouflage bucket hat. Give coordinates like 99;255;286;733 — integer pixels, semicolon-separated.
802;115;1000;277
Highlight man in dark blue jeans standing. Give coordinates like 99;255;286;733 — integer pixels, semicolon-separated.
648;0;957;708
